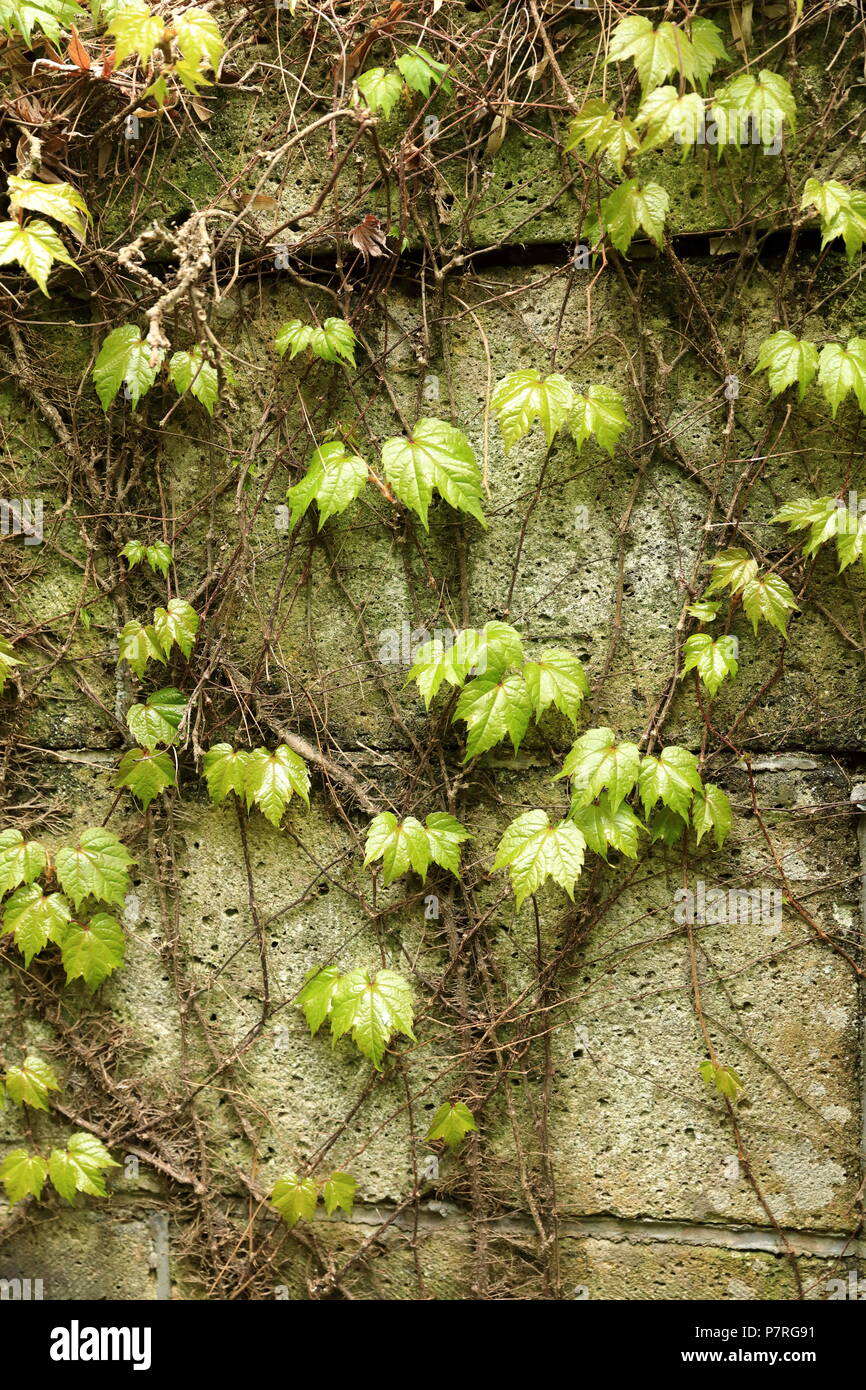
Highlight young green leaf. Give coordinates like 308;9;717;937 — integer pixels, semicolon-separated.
153;597;199;659
0;1147;48;1204
0;828;47;895
567;385;630;456
522;649;588;726
493;810;586;908
686;600;722;622
329;967;415;1068
648;805;687;846
145;541;173;576
126;686;187;750
169;347;226;414
59;912;125;989
363;812;431;884
118;620;166;678
172;5;224;72
296;964;343;1036
423;812;473;876
691;783;733;849
120;540;146;569
0;0;83;45
704;548;758;595
638;747;703;819
4;1056;59;1111
801;178;866;262
634;87;704;152
817;339;866;417
287;441;369;530
272;1173;319;1228
601;180;669;255
563;100;639;176
244;745;311;824
453;672;533;760
490;370;574;452
106;0;162;64
683;16;729;91
322;1170;357;1216
0;636;22;692
115;748;176;810
740;572;798;636
357;66;403;119
3;885;71;965
711;71;796;152
202;744;250;804
681;633;738;698
92;325;163;410
7;176;88;239
754;331;818;401
396;45;452;97
606;16;682;93
275;321;313;359
309;318;357;366
425;1101;477;1149
55;828;133;909
381;418;485;530
569;793;645;861
558;728;641;812
48;1131;120;1202
698;1059;743;1102
0;217;78;295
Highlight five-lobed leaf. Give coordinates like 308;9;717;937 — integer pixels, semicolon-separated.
0;217;78;295
567;385;630;456
453;672;532;761
322;1170;357;1216
493;810;586;908
93;325;163;410
153;597;199;659
396;45;451;97
58;912;125;989
601;180;669;255
244;745;311;824
3;884;71;965
564;100;638;176
0;1147;48;1205
118;620;165;677
491;370;574;452
559;727;641;812
0;828;47;895
288;441;368;530
55;827;133;909
691;783;733;849
681;633;738;698
357;66;403;119
296;964;343;1036
754;331;818;401
272;1173;318;1228
638;746;703;820
126;686;187;750
817;339;866;417
569;793;645;861
381;419;485;530
115;748;176;809
522;649;588;726
7;176;88;239
4;1055;59;1111
329;967;415;1069
48;1131;119;1202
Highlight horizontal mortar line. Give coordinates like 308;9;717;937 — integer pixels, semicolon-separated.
344;1202;866;1259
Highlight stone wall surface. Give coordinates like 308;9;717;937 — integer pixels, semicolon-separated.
0;1;865;1302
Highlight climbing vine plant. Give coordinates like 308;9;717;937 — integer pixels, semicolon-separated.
0;0;863;1303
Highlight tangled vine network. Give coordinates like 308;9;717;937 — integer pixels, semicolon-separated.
1;0;866;1303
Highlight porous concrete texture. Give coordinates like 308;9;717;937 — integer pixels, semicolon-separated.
1;1;866;1301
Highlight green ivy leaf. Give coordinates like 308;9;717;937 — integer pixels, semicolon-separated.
567;385;630;456
681;633;739;698
114;748;176;810
493;810;586;908
0;1147;48;1204
817;339;866;417
635;87;704;152
453;672;533;760
309;318;356;366
638;747;703;819
691;783;733;849
381;418;485;530
272;1173;319;1228
357;66;403;119
202;744;250;804
7;176;88;239
169;347;227;414
601;180;669;255
490;370;574;452
59;912;125;989
364;812;431;884
801;178;866;262
569;793;645;862
686;600;722;622
173;5;224;71
711;71;796;152
4;1055;59;1111
699;1059;743;1101
754;331;818;401
296;964;343;1036
0;0;83;46
244;745;311;824
275;321;313;358
563;100;639;176
153;597;199;659
0;828;47;895
422;812;472;876
0;217;78;295
118;620;166;678
396;45;452;97
522;649;588;726
684;16;729;91
92;325;163;410
425;1101;477;1149
55;828;133;909
741;572;798;636
107;0;163;64
322;1170;357;1216
648;805;687;846
120;540;145;568
558;727;641;812
607;16;682;93
48;1131;120;1202
126;686;187;750
704;547;758;595
0;636;22;692
3;884;71;965
288;441;369;530
329;967;415;1068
